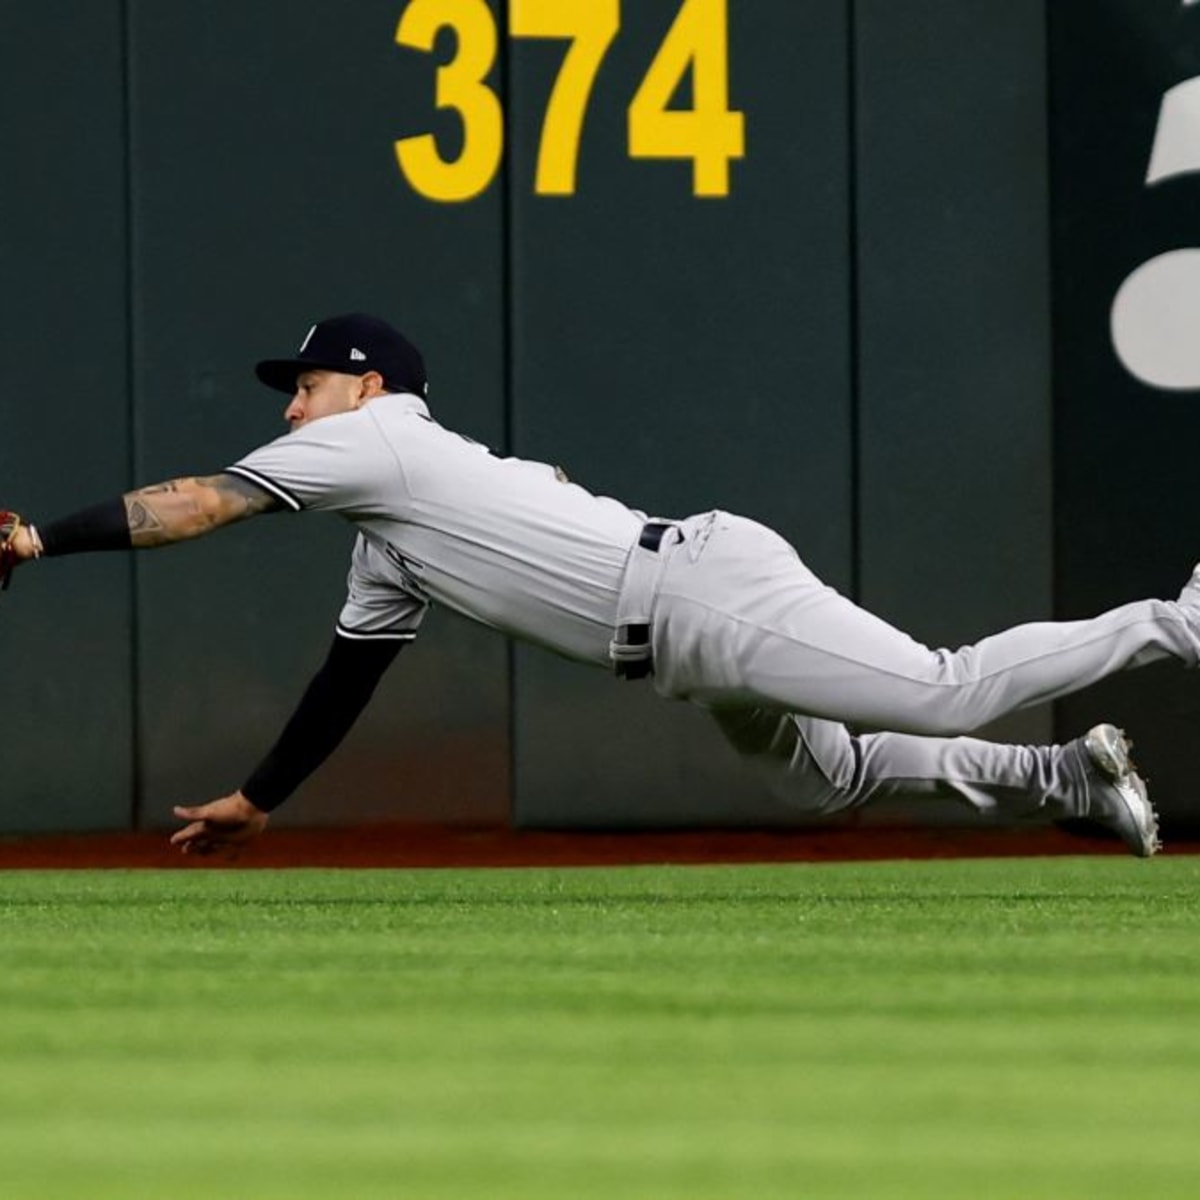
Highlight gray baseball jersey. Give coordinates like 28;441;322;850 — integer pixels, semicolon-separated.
229;392;643;663
227;392;1200;829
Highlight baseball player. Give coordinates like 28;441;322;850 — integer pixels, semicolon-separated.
2;313;1191;857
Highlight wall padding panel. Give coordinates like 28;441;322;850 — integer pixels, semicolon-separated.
507;2;855;825
0;3;135;832
127;0;510;827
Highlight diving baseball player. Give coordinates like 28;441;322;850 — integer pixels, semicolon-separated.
2;313;1188;857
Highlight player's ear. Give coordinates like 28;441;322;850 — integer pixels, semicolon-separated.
355;371;387;402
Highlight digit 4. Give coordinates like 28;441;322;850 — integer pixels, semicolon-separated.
628;0;745;197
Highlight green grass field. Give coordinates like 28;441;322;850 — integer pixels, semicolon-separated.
2;857;1200;1199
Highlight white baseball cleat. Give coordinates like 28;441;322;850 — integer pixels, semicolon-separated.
1081;724;1162;858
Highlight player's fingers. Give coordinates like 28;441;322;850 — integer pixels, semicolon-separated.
170;820;207;846
173;805;206;821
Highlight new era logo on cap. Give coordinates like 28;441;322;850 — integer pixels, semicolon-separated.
254;313;428;397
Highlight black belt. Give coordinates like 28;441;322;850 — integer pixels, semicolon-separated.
614;522;681;680
638;521;675;552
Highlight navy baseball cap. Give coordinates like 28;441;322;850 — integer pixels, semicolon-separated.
255;313;428;397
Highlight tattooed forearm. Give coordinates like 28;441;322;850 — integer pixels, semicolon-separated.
124;474;283;547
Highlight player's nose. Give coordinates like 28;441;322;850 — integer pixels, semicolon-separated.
284;396;304;425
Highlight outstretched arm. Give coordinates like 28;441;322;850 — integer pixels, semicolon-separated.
169;634;404;855
6;473;282;564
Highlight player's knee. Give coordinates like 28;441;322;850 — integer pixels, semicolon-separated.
719;711;862;815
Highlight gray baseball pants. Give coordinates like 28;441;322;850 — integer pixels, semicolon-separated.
637;512;1200;820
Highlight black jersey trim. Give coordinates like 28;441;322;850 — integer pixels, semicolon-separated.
224;465;303;512
335;622;418;642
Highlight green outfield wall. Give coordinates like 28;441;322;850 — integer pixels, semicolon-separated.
3;1;1187;834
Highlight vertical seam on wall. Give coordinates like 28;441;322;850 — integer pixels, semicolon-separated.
1043;0;1059;618
119;0;143;830
498;0;518;827
847;0;862;601
1042;0;1062;740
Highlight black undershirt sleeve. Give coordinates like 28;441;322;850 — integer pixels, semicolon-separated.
241;634;403;812
38;498;132;556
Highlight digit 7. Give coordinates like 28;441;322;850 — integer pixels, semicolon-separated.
509;0;621;196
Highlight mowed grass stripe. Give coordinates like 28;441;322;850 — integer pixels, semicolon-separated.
1;859;1198;1199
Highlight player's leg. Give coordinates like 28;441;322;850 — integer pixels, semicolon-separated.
711;706;1080;817
656;513;1200;736
709;706;1160;855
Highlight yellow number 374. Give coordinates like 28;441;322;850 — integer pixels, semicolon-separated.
395;0;745;202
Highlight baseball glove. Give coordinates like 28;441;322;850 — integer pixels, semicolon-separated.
0;510;23;592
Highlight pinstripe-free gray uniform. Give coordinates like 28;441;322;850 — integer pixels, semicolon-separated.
230;393;1200;823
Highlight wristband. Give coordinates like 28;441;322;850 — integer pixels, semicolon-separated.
38;499;132;557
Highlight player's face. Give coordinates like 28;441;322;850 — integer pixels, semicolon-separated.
284;370;365;430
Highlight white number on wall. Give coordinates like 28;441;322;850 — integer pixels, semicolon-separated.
1110;7;1200;391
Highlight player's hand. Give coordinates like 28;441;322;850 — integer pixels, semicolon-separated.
170;791;269;856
